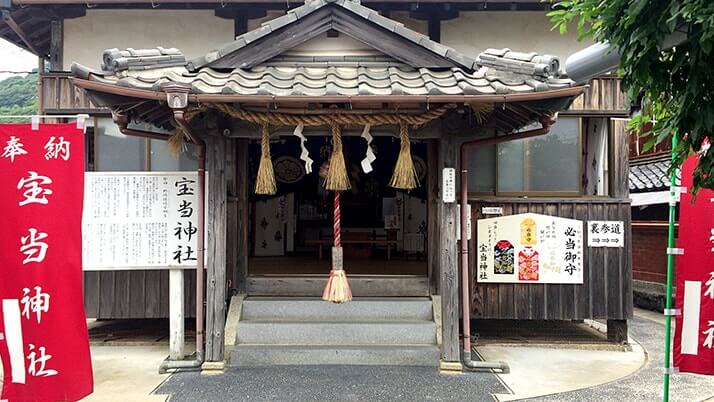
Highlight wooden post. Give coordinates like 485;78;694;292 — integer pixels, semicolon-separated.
438;136;460;363
204;135;228;362
169;269;185;360
607;319;628;344
49;19;63;72
235;140;249;293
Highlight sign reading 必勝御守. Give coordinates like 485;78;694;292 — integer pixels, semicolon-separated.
476;213;584;284
587;221;624;248
82;172;205;270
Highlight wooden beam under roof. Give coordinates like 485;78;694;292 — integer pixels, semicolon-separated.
1;13;40;54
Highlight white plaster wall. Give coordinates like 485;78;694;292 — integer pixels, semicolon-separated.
442;12;593;63
63;10;234;70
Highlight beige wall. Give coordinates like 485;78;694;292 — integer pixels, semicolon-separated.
442;11;593;64
63;10;234;70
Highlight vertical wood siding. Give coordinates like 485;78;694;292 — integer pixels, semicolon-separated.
470;199;633;320
83;270;196;319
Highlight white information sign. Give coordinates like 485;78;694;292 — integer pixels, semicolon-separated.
587;220;624;247
481;207;503;215
476;213;584;284
82;172;203;270
442;168;455;203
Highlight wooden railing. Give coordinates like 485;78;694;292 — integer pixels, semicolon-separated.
39;72;109;115
566;76;629;116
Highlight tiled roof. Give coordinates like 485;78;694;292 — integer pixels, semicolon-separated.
629;154;675;193
70;0;575;99
72;63;573;97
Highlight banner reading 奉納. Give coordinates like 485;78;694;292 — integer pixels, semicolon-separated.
0;123;93;401
674;154;714;375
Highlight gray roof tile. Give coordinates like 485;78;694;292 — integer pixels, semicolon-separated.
629;154;675;192
77;62;573;98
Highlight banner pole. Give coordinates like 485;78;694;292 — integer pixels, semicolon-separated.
663;134;678;402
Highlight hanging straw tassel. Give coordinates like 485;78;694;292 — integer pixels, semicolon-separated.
389;122;419;190
322;191;352;303
324;122;350;191
167;128;187;158
255;124;277;195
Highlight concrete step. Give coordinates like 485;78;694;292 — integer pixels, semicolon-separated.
229;345;440;367
237;321;437;345
241;298;433;322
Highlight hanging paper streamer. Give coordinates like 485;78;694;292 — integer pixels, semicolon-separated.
360;124;376;174
292;124;313;174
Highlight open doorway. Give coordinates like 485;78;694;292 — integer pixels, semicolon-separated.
247;135;428;277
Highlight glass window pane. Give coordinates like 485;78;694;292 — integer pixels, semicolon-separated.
497;118;581;193
150;139;198;171
466;144;496;193
94;118;146;171
497;139;525;192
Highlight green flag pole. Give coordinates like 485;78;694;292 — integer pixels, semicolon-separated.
662;134;678;402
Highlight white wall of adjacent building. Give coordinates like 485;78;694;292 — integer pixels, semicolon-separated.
442;12;593;62
63;10;234;70
62;9;593;70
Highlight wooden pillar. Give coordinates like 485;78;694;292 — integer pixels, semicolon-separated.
169;269;185;359
427;140;440;295
235;140;249;293
427;14;440;42
438;136;460;362
49;19;63;71
204;134;228;362
607;319;628;343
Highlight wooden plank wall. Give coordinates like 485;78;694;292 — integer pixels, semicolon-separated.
567;77;628;115
469;199;633;320
83;270;196;319
40;73;108;114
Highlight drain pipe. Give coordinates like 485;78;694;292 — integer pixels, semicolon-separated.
459;116;555;373
112;110;205;372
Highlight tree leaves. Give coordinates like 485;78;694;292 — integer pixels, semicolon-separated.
550;0;714;193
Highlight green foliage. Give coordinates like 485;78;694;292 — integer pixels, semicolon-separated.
549;0;714;193
0;73;38;122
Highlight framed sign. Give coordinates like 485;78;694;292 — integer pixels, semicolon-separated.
82;172;206;270
476;213;584;284
587;221;624;247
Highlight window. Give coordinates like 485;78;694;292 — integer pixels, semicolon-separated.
93;117;198;172
467;117;582;196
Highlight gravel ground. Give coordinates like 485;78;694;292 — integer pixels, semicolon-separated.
156;365;507;402
527;313;714;402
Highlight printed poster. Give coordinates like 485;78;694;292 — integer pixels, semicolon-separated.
476;213;584;284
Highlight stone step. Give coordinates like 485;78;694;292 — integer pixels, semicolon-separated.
237;321;437;345
241;298;433;322
229;345;440;367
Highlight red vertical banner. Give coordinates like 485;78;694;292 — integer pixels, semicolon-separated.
0;124;93;401
674;153;714;375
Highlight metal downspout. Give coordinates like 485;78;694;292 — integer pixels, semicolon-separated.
458;117;554;373
113;110;206;373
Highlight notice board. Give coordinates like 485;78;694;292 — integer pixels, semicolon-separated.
82;172;203;270
476;213;584;284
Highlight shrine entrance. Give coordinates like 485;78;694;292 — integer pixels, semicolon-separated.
246;134;430;296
